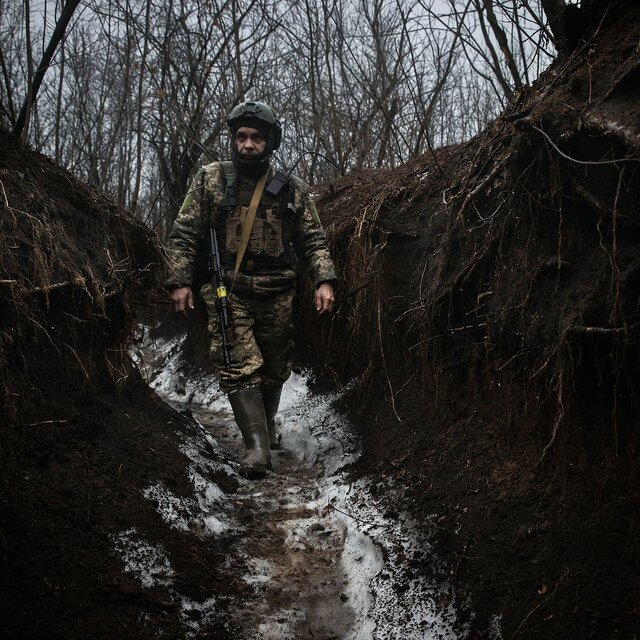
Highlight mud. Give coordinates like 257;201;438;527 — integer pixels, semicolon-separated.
136;330;463;639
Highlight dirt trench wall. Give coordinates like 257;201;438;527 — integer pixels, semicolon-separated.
0;132;228;639
293;3;640;634
0;130;162;423
302;0;640;468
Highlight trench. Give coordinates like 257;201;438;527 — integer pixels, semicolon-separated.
122;329;469;639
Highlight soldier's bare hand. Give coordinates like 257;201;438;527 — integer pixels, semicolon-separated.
315;283;335;315
171;286;194;315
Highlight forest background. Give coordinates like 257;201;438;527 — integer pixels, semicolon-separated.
1;0;563;235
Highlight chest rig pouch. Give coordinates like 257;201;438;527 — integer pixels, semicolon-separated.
217;162;295;268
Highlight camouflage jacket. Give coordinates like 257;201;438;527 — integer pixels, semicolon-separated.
165;162;337;296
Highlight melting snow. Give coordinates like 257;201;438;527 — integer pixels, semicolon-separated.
111;528;174;588
119;326;476;638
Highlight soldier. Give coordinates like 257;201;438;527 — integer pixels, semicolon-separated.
165;101;337;478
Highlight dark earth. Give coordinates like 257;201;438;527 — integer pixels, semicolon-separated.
2;0;640;638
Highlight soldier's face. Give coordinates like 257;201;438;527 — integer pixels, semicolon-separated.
235;127;267;157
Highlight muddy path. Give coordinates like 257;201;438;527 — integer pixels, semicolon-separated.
132;332;466;639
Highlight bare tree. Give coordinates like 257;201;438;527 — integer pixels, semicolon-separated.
13;0;82;139
0;0;558;230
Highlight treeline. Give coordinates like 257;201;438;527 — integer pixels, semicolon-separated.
1;0;558;235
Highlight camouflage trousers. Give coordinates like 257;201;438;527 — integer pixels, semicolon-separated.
201;284;295;394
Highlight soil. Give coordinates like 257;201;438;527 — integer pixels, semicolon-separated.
298;0;640;637
1;0;640;638
0;133;243;639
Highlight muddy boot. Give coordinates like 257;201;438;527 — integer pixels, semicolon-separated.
228;387;271;479
261;385;282;450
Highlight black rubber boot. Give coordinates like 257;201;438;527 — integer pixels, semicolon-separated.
228;387;271;478
261;385;282;450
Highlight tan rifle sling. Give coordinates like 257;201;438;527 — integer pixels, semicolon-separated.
230;172;268;293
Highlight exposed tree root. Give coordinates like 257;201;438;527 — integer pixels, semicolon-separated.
306;0;640;469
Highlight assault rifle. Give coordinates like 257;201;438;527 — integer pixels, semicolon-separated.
208;228;235;368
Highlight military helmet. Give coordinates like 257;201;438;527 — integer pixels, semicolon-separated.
226;101;282;151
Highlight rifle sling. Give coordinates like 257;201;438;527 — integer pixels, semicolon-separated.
230;172;268;293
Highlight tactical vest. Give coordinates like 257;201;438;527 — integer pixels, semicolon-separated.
213;161;296;272
192;161;296;291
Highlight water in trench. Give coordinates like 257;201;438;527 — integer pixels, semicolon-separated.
122;330;468;639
